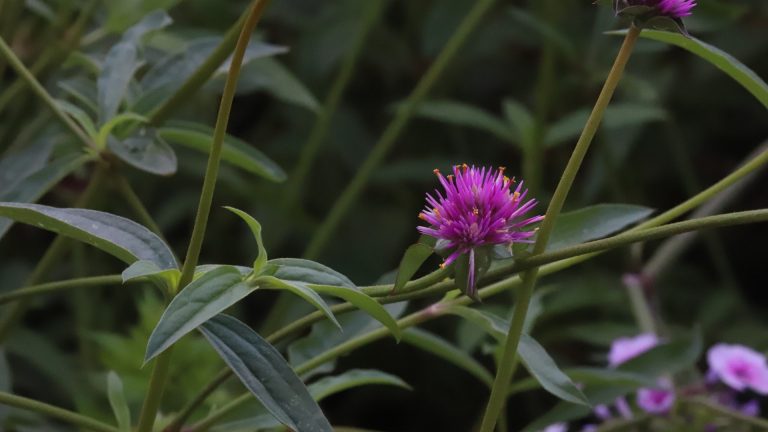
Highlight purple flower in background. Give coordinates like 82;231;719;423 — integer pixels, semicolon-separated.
608;333;658;367
637;387;675;414
418;164;543;297
542;423;567;432
707;344;768;394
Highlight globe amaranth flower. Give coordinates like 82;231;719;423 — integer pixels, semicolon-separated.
608;333;658;367
418;164;543;298
615;0;697;18
707;343;768;394
637;387;675;414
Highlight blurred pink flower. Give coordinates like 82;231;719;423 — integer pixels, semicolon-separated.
637;387;675;414
608;333;658;367
707;344;768;394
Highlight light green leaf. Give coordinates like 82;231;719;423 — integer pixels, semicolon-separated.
106;371;131;432
518;334;590;406
0;202;177;268
311;284;400;340
309;369;411;400
269;258;355;288
225;206;268;273
108;127;177;176
121;260;180;293
199;314;333;432
548;204;654;251
238;58;320;111
411;100;513;142
256;276;340;329
159;123;286;182
144;266;252;363
394;236;435;294
610;29;768;109
56;99;98;139
0;154;92;241
97;112;148;148
401;328;493;387
98;41;139;122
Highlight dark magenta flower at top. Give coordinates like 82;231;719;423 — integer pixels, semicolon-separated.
707;343;768;394
418;164;543;297
655;0;697;18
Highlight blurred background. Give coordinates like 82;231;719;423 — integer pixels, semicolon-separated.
1;0;767;430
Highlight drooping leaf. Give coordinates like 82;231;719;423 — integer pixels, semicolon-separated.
610;29;768;109
518;334;590;406
199;314;333;432
121;260;180;293
237;58;320;111
401;328;493;387
255;276;340;329
308;369;411;400
108;127;177;176
225;207;268;273
106;371;131;432
0;203;177;268
0;154;91;241
502;98;535;151
158;123;286;182
268;258;355;288
311;284;400;339
547;204;654;251
508;367;654;396
144;266;251;363
411;100;513;142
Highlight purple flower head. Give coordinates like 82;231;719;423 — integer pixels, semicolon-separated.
418;164;543;297
542;423;567;432
608;333;658;367
628;0;696;18
637;387;675;414
707;344;768;394
611;0;696;34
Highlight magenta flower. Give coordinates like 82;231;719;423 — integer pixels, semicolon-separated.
637;387;675;414
707;344;768;394
655;0;697;17
542;423;567;432
418;164;543;297
608;333;658;367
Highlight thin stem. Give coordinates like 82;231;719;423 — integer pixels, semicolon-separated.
0;164;108;342
282;0;386;209
0;36;94;148
479;26;641;432
0;275;123;305
136;3;272;432
624;276;657;334
302;0;498;260
113;174;169;241
683;397;768;429
0;391;118;432
164;368;232;432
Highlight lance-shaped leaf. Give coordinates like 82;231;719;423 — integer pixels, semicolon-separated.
106;371;131;432
255;276;340;330
311;284;399;340
393;236;435;293
401;328;493;387
144;266;252;362
308;369;411;400
108;127;178;176
122;260;180;294
199;314;333;432
0;203;177;269
225;207;268;273
548;204;653;251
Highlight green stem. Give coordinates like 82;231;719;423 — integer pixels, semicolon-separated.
683;397;768;429
0;391;118;432
282;0;386;209
164;368;232;432
0;36;94;148
0;275;124;305
0;164;107;342
136;3;272;432
302;0;498;260
113;174;168;239
623;275;657;334
478;26;641;432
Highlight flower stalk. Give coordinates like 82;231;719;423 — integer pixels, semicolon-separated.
478;25;642;432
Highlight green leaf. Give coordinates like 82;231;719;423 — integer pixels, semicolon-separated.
0;202;177;268
97;112;148;148
610;30;768;109
308;369;411;400
0;154;91;241
56;99;98;139
443;305;508;340
393;236;435;294
158;123;286;182
255;276;340;329
618;330;703;377
98;41;139;122
547;204;654;251
199;314;333;432
225;206;268;273
237;58;320;111
121;260;180;293
411;100;513;142
508;367;654;396
518;334;590;406
401;328;493;387
311;284;400;340
106;371;131;432
502;98;535;151
108;127;178;176
269;258;355;288
144;266;251;363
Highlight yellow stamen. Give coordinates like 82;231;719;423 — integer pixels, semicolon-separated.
512;191;520;201
439;262;447;269
498;166;506;172
473;207;479;215
418;213;427;221
433;168;441;176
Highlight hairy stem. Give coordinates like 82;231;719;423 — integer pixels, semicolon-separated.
302;0;498;260
136;3;272;432
0;391;118;432
479;26;641;432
